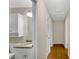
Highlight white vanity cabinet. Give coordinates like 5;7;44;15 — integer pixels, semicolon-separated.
9;13;24;37
15;48;33;59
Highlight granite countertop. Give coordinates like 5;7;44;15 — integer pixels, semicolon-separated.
13;42;33;48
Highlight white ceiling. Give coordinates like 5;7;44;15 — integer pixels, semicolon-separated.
9;0;32;8
10;0;69;20
44;0;70;21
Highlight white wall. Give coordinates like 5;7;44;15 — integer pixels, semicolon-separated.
53;21;65;44
47;17;53;54
36;0;53;59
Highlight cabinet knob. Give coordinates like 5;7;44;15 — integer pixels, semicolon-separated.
23;55;28;59
23;55;27;57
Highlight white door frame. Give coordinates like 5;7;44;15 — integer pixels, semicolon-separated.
32;0;37;59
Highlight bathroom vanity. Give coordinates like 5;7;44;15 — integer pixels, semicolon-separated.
13;42;33;59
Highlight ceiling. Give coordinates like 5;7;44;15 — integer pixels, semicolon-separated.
44;0;70;21
9;0;32;8
10;0;70;21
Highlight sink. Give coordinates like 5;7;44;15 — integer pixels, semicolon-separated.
14;42;33;48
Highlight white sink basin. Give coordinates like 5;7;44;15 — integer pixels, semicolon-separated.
14;42;33;48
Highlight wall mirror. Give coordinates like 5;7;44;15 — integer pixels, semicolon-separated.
9;0;33;43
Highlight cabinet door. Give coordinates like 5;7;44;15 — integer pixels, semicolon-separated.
15;52;32;59
18;13;24;36
22;53;32;59
27;54;32;59
9;13;18;34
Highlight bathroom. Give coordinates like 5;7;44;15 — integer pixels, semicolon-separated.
9;0;33;59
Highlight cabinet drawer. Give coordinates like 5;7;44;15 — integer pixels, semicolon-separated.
15;52;32;59
15;48;32;54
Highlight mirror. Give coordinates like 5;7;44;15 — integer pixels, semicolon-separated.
9;0;32;43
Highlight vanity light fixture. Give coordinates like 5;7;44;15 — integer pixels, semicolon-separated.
26;12;32;17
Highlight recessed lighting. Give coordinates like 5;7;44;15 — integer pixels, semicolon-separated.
26;12;32;17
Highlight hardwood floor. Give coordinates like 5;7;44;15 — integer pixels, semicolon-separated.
47;44;69;59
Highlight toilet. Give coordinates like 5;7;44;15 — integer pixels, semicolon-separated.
9;44;15;59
